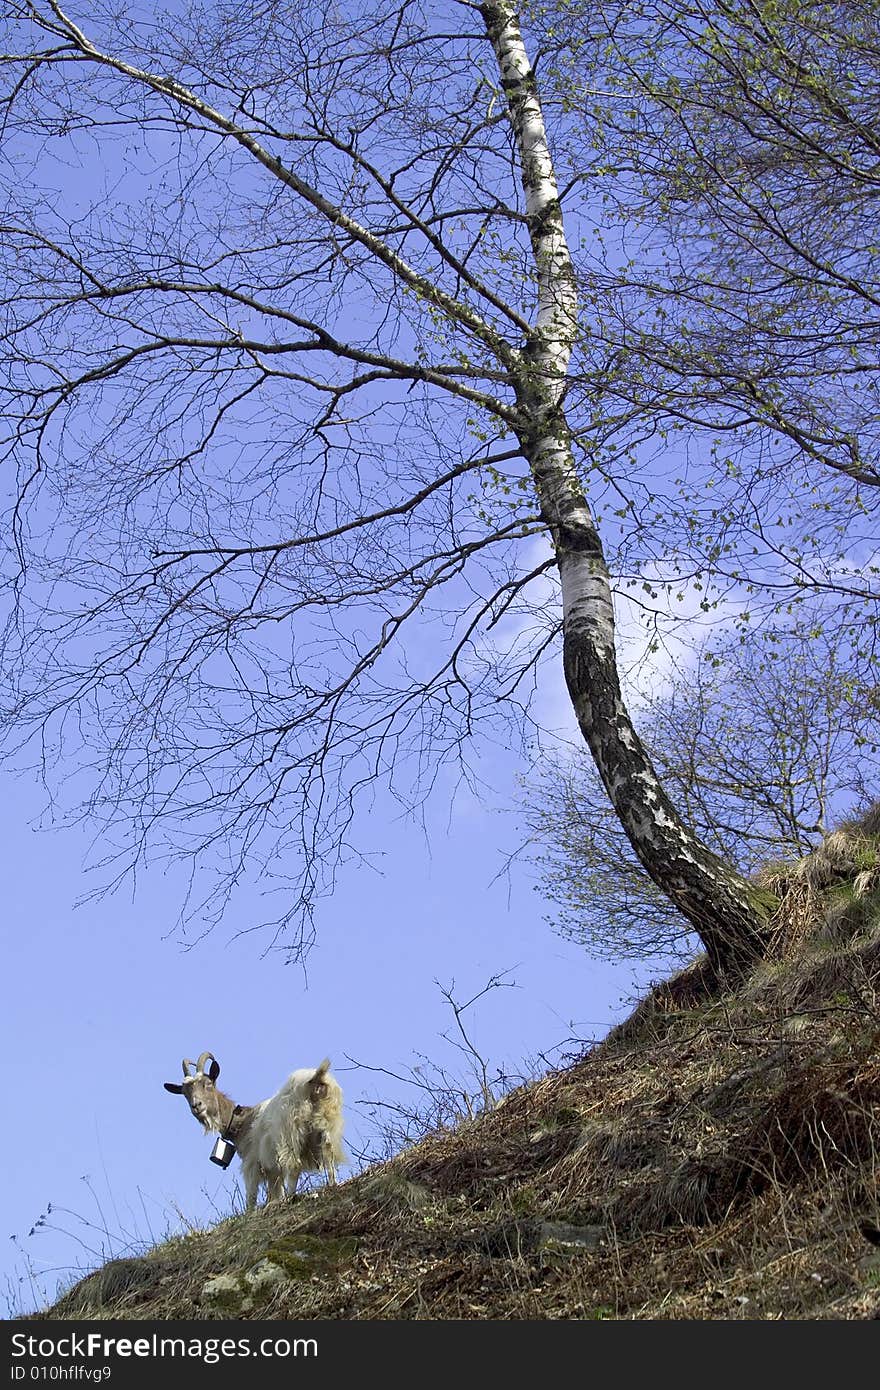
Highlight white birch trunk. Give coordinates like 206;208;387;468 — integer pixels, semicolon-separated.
482;2;772;969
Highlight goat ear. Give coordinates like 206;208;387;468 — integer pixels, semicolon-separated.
164;1081;184;1094
206;1058;220;1082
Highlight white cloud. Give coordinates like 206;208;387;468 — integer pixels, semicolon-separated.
613;571;749;708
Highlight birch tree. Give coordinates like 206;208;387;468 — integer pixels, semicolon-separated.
0;0;821;971
524;619;880;963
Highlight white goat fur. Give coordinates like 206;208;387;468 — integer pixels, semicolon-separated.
241;1063;346;1209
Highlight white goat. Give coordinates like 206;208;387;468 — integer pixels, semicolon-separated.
164;1051;345;1209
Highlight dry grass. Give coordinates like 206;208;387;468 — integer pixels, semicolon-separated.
27;807;880;1321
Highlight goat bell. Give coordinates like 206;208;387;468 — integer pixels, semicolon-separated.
210;1136;236;1169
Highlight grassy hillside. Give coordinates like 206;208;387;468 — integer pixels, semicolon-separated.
31;812;880;1321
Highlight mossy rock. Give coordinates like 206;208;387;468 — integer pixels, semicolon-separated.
262;1233;359;1281
200;1273;249;1314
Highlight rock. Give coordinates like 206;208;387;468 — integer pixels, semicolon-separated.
482;1218;607;1258
244;1260;291;1295
200;1273;246;1314
536;1221;608;1252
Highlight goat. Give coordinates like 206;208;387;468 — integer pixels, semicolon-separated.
164;1051;345;1209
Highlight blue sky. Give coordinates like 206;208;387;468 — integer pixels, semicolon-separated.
0;2;670;1317
8;0;873;1322
2;715;653;1317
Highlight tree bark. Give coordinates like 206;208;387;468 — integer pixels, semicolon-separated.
482;1;773;970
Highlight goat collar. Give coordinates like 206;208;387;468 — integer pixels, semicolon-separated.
222;1104;248;1143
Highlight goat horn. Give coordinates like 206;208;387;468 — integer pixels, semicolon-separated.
196;1051;216;1075
182;1058;198;1077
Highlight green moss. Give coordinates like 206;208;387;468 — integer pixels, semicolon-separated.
748;882;781;922
262;1233;359;1281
